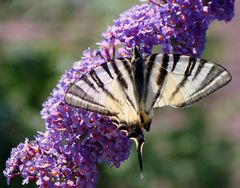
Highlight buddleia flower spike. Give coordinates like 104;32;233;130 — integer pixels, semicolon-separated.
4;0;235;187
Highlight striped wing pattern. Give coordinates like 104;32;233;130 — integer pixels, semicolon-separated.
65;58;140;125
65;48;231;125
144;54;231;112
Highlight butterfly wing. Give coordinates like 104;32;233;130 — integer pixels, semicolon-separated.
65;58;139;125
144;54;231;112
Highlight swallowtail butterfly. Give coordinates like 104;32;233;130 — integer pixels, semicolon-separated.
65;47;231;178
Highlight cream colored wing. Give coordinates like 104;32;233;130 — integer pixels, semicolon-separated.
65;58;139;125
143;54;231;112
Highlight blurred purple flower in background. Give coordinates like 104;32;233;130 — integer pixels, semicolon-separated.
4;0;235;187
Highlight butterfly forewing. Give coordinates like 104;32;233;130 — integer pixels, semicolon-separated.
65;58;139;125
143;54;231;111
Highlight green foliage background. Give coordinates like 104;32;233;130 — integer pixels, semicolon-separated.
0;1;239;188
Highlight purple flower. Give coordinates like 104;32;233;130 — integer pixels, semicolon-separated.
208;0;235;21
4;100;131;187
101;0;235;57
4;0;235;187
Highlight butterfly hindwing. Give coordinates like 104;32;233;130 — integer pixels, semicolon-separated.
144;54;231;112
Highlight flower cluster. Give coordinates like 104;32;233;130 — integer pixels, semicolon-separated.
4;103;131;187
4;0;235;187
101;0;235;58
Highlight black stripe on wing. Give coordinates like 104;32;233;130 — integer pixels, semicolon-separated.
170;57;196;100
144;54;157;102
193;59;207;80
149;54;169;109
66;84;103;106
172;54;181;72
101;63;113;79
81;76;98;92
132;48;145;103
90;70;104;87
89;69;118;102
111;60;128;89
119;58;133;81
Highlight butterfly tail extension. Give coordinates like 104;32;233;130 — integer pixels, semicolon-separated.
138;137;144;179
128;126;145;179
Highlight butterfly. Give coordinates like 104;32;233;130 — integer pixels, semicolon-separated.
65;47;231;178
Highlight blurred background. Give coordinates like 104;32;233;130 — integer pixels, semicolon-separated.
0;0;239;188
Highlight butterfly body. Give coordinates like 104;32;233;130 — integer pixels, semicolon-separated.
65;47;231;177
